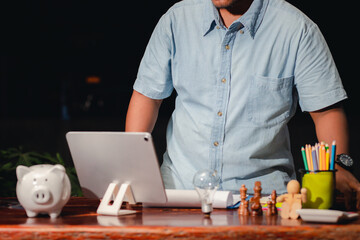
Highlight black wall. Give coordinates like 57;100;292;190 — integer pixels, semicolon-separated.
0;1;359;178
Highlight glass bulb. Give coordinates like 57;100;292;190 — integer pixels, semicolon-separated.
193;169;220;216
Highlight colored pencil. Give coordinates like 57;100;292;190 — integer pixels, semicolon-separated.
305;145;310;170
301;147;308;170
307;145;313;171
326;149;330;171
330;140;336;170
318;144;323;170
321;143;326;170
311;146;318;171
315;143;320;169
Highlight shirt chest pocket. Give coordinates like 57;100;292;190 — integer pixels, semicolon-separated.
247;75;295;126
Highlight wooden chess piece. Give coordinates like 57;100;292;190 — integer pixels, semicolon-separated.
266;200;274;217
276;180;307;219
238;184;249;216
266;190;278;216
250;181;263;216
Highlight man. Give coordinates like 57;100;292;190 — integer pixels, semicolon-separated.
126;0;360;209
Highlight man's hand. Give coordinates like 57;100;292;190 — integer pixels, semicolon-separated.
335;165;360;210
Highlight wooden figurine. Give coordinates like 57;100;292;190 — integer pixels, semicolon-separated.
276;180;307;219
266;190;278;216
250;181;263;216
238;184;249;216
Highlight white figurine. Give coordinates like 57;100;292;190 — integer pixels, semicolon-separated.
16;164;71;218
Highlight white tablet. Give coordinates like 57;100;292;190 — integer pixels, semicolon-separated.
66;131;167;212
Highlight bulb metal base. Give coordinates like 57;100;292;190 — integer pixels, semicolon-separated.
201;203;213;215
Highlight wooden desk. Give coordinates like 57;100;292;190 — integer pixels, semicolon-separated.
1;197;359;239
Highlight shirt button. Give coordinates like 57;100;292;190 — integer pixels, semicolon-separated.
225;45;230;50
217;111;223;117
239;30;244;34
216;26;220;29
221;78;226;83
214;141;219;147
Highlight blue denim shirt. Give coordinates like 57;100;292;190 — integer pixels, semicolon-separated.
133;0;347;194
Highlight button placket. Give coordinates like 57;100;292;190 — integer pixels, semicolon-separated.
210;30;236;172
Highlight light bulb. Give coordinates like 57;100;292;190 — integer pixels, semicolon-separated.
193;169;220;216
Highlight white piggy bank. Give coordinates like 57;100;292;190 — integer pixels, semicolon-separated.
16;164;71;218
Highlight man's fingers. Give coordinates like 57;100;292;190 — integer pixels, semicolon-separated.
353;184;360;210
348;179;360;210
343;189;353;210
348;179;360;192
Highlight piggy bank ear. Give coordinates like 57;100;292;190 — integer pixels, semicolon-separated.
16;165;31;181
48;164;66;180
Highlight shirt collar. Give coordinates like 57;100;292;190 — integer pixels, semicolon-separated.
202;0;220;36
203;0;269;38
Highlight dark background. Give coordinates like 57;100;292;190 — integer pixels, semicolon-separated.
0;1;359;179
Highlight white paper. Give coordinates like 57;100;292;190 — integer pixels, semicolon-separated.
297;209;359;223
143;189;233;209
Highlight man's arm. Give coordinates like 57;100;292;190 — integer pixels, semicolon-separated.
125;90;163;133
309;103;360;210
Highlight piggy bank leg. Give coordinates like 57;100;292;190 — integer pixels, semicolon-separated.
49;209;62;219
25;210;38;218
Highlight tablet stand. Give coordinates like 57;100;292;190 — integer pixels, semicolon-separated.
97;182;137;215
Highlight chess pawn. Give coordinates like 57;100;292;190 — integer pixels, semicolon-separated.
266;200;274;217
266;190;278;216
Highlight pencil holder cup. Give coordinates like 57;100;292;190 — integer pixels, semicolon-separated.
299;169;337;209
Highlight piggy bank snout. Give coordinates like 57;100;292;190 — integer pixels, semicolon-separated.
32;187;51;204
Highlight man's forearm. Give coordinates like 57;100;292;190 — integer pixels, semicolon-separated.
125;90;163;133
309;104;349;154
310;103;360;210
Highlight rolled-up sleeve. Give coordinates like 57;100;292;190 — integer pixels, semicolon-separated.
294;24;347;112
133;13;174;100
